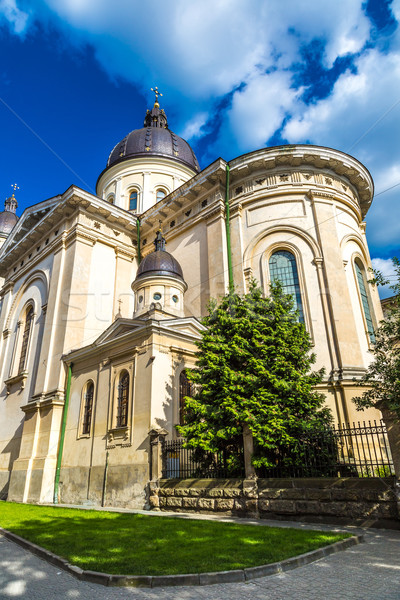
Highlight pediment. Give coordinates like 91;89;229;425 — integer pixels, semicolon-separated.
0;196;60;259
93;318;147;345
158;317;206;339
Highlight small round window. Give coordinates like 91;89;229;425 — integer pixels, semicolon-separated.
172;295;179;303
153;292;162;301
138;295;143;303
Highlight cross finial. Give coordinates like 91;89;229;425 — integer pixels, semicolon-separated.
151;86;163;107
11;183;19;196
118;299;122;311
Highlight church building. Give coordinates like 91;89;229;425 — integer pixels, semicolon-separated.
0;93;383;508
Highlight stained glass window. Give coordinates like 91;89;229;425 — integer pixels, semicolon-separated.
355;260;375;343
269;250;305;323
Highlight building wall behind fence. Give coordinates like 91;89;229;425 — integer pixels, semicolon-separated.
150;477;399;525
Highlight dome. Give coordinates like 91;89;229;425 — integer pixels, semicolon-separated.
136;231;184;281
105;101;200;174
0;194;18;235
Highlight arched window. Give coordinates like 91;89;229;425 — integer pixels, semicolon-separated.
354;259;375;343
107;194;115;205
156;189;166;203
18;306;34;373
179;369;194;426
129;190;138;211
116;370;129;427
269;250;304;323
82;381;94;435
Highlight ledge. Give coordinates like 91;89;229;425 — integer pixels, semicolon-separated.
4;372;28;394
0;526;363;588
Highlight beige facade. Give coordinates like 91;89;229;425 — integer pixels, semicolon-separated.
0;104;383;508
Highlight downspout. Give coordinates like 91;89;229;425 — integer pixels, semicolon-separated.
54;363;72;504
224;164;234;290
136;218;141;263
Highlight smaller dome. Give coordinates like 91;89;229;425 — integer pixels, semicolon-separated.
136;231;184;280
0;210;18;235
0;193;18;235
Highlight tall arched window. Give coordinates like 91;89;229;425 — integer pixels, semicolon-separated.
116;371;129;427
82;381;94;435
156;189;166;203
129;190;138;211
354;259;375;343
179;369;194;426
269;250;304;323
18;306;34;373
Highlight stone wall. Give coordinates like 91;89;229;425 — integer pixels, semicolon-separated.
150;477;399;525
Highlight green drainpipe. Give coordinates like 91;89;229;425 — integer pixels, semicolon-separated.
54;363;72;504
224;164;234;290
136;218;141;263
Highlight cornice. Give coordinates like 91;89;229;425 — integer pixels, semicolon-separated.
228;145;373;218
0;187;138;276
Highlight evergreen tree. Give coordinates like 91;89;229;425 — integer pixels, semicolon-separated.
178;281;332;473
353;257;400;418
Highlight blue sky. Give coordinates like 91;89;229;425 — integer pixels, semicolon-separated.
0;0;400;295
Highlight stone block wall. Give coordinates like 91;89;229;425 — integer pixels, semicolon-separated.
150;477;399;525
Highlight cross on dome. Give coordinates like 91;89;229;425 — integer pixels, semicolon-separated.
151;86;163;107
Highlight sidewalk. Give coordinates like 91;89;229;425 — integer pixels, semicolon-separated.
1;510;399;599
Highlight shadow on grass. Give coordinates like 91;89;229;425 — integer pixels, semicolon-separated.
0;503;349;576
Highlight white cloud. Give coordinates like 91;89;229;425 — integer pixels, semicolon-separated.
0;0;29;33
371;258;398;299
2;0;399;255
282;46;400;251
10;1;369;97
180;112;209;140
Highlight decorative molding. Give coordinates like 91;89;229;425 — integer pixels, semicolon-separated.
107;426;131;449
4;371;28;394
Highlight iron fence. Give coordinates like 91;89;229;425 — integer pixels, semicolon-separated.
161;421;395;479
161;439;244;479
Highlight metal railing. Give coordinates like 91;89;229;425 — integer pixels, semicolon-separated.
161;421;395;479
161;439;244;479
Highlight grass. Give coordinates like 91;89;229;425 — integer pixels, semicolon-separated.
0;502;350;576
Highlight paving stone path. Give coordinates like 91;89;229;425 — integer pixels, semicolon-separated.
1;520;399;600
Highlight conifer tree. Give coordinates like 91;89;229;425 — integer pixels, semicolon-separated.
178;281;332;472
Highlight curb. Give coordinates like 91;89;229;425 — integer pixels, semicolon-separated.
0;527;363;587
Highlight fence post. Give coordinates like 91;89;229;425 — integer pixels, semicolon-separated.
148;427;168;481
379;408;400;479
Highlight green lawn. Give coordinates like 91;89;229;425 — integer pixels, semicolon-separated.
0;502;350;575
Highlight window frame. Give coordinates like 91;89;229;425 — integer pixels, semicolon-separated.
80;380;95;437
128;189;139;212
268;249;305;324
18;305;34;374
155;187;168;203
178;368;195;427
264;243;313;339
353;256;376;345
115;369;130;429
